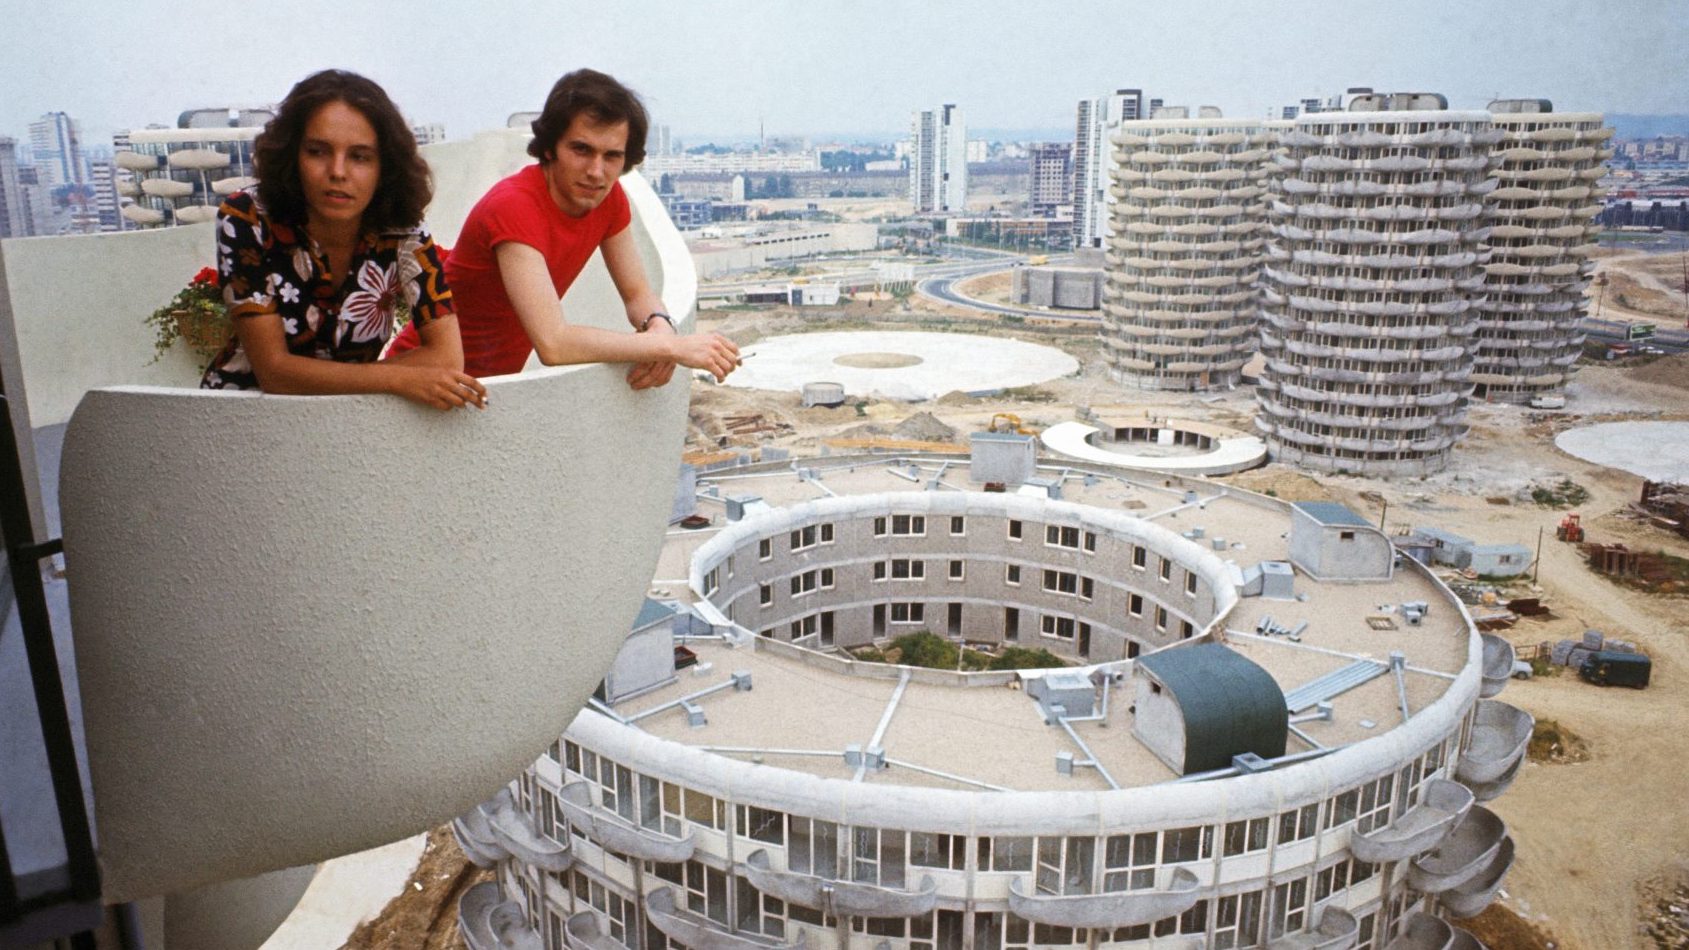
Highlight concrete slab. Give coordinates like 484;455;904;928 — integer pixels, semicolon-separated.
725;331;1079;402
1041;421;1267;475
1554;421;1689;482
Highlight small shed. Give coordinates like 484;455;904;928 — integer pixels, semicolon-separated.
1466;543;1532;578
969;432;1037;486
601;599;681;704
1132;643;1287;776
1413;525;1476;568
1289;501;1392;581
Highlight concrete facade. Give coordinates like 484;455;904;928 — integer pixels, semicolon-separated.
473;461;1516;950
1257;96;1503;475
1472;102;1613;403
1102;115;1271;390
1073;91;1151;250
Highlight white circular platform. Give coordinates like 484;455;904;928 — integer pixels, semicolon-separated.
1555;421;1689;482
727;331;1079;401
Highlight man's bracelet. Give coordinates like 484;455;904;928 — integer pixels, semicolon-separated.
640;312;675;332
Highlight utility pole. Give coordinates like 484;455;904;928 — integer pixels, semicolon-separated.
1533;525;1544;585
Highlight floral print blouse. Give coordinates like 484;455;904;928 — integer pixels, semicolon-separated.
199;189;453;390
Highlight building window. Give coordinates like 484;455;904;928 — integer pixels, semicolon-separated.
703;567;719;596
950;516;966;536
1180;619;1194;639
1155;606;1168;631
909;832;966;870
821;568;834;589
891;514;925;536
1036;836;1096;896
1080;577;1094;601
790;570;818;597
760;584;772;606
737;804;786;845
978;835;1034;872
1103;833;1157;891
1129;593;1143;617
851;826;908;888
1084;531;1097;552
948;560;964;580
874;561;887;581
1008;520;1023;540
1040;614;1076;640
890;603;925;624
1277;803;1320;844
759;538;772;560
874;516;887;537
788;816;839;878
1045;525;1080;549
791;525;819;552
821;522;834;544
1222;818;1271;856
1162;825;1213;864
1042;569;1078;595
1185;571;1198;596
1159;558;1172;582
1132;546;1147;569
1006;564;1022;586
891;558;925;580
1339;530;1356;541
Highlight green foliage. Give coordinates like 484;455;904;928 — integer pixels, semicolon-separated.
889;631;956;669
1530;479;1590;509
988;647;1066;671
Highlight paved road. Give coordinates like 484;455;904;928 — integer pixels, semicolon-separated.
1580;317;1689;354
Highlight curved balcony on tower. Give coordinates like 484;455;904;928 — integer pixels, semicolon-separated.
557;782;697;863
1407;805;1508;894
1006;868;1201;930
1349;778;1473;863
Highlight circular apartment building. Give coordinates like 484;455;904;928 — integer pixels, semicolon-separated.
453;453;1525;950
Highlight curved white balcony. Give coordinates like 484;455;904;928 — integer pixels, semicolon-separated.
647;887;805;949
51;141;695;902
1408;805;1508;894
741;850;938;918
1267;904;1360;950
558;782;696;863
1439;834;1516;918
1350;778;1474;863
487;788;572;873
1007;868;1201;930
566;911;627;950
1382;912;1454;950
1456;700;1534;785
1448;926;1485;950
459;880;543;950
1461;750;1525;802
452;798;512;870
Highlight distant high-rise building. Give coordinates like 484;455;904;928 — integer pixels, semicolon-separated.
14;165;57;236
28;111;86;189
1257;92;1500;476
1472;99;1613;403
1073;89;1153;249
1027;142;1072;218
909;104;966;213
410;122;446;146
0;137;26;238
88;159;121;232
654;123;672;157
1101;108;1271;390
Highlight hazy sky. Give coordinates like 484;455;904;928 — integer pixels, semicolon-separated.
3;0;1684;146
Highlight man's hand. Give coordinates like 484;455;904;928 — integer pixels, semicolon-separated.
389;366;489;411
627;321;741;388
627;316;679;390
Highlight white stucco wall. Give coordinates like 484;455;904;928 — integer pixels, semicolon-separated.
36;139;697;903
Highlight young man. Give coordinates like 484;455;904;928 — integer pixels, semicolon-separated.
390;69;737;388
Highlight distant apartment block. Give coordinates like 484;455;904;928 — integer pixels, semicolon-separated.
645;150;821;175
411;122;447;146
1274;88;1375;121
1472;99;1612;403
114;126;261;228
1027;142;1072;218
1101;108;1271;390
1073;90;1155;249
28;111;86;189
910;104;967;213
1257;92;1502;476
0;136;24;238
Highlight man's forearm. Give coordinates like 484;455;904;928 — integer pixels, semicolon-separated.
624;291;671;331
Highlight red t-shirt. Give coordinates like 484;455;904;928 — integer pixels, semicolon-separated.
388;164;632;376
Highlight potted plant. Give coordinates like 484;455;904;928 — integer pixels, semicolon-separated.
145;266;228;364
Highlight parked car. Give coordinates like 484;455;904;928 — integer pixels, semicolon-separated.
1578;650;1651;688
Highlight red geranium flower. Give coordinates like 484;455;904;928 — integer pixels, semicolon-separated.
192;266;219;287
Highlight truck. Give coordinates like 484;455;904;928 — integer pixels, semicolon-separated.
1577;650;1651;688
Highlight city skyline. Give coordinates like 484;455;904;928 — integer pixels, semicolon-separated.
2;0;1683;146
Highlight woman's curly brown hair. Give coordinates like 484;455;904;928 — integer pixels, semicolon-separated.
254;70;432;231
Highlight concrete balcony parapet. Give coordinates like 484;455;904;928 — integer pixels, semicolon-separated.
1385;912;1456;950
741;849;939;919
1349;778;1474;863
459;880;542;950
566;911;629;950
1266;904;1360;950
1457;699;1533;785
1006;868;1201;930
487;788;572;873
646;887;804;950
452;798;513;870
1440;835;1517;918
558;782;697;863
49;153;695;902
1407;805;1508;893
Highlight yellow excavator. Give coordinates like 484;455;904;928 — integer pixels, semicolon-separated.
989;413;1037;435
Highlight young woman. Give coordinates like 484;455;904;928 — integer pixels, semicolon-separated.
200;70;487;411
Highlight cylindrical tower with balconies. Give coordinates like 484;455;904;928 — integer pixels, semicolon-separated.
1256;93;1502;476
1101;109;1271;390
1472;100;1612;403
